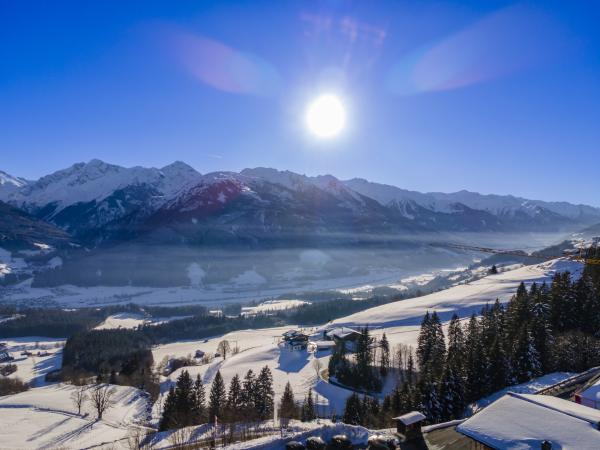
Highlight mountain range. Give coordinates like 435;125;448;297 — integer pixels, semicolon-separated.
1;160;598;288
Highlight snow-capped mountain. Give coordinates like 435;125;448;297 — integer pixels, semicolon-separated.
2;162;599;248
344;178;600;227
0;160;202;242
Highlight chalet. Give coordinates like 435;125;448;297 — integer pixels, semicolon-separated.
456;392;600;449
194;349;205;359
0;350;13;363
324;327;361;351
394;411;426;441
281;329;309;351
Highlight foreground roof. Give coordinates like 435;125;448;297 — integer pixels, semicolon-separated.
457;392;600;449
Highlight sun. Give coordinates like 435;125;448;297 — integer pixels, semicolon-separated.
305;94;346;138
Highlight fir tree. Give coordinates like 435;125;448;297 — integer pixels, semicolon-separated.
301;389;316;421
255;366;275;420
192;374;206;424
208;371;226;423
379;333;390;377
343;392;362;425
226;374;242;422
439;364;464;421
241;369;256;418
159;385;177;430
279;381;298;425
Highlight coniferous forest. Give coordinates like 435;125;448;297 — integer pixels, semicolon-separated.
342;258;600;428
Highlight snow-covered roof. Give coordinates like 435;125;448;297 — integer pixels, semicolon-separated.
457;393;600;449
579;376;600;402
394;411;426;425
326;327;360;340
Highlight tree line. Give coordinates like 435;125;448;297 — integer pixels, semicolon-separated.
159;366;320;431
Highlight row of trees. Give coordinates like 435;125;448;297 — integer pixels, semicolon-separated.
160;368;324;431
160;366;276;430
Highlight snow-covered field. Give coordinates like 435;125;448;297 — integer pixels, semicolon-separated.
94;312;191;330
0;383;150;450
328;258;583;350
150;258;583;422
0;337;64;386
241;299;310;316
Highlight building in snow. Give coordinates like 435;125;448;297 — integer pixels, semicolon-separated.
575;376;600;410
394;411;426;441
281;329;309;351
456;392;600;449
0;350;13;363
324;327;361;351
194;349;205;359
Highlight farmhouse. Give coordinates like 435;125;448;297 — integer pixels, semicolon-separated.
281;329;309;351
456;392;600;449
324;327;361;351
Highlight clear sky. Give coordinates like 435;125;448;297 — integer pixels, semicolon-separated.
1;1;599;205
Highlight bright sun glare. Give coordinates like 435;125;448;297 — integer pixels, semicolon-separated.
305;94;346;138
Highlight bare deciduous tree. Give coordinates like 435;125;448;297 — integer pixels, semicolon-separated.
90;384;116;420
312;358;322;378
70;385;88;415
217;340;231;360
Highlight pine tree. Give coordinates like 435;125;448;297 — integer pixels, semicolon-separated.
379;333;390;377
208;371;226;424
512;328;542;383
417;311;445;379
406;351;416;385
166;370;195;428
226;374;242;422
343;392;362;425
446;314;465;375
159;385;177;431
464;314;486;403
192;374;206;424
241;369;256;419
255;366;275;420
279;381;298;425
439;364;464;421
301;389;316;421
418;374;441;424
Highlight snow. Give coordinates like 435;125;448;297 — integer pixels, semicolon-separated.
0;337;65;386
457;392;600;450
142;419;369;450
467;372;576;415
94;313;191;330
0;383;150;450
394;411;426;425
328;258;583;350
241;299;310;316
0;159;201;215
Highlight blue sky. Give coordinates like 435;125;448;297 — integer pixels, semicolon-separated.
1;1;599;205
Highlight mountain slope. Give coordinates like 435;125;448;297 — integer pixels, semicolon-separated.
0;200;70;250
